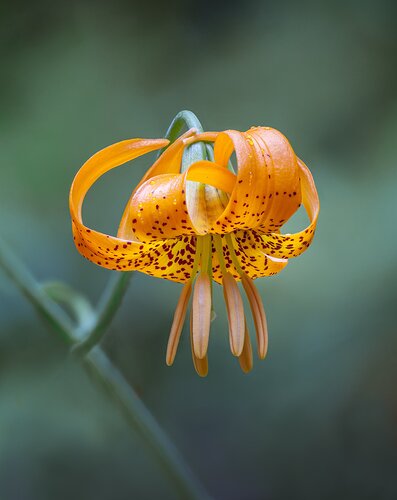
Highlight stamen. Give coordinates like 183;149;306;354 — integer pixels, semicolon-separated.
213;235;245;357
166;282;192;366
191;235;213;360
225;234;268;359
241;274;268;359
166;235;204;367
223;272;245;356
190;307;208;377
191;273;212;359
238;321;253;373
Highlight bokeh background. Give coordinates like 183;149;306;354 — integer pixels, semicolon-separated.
1;0;397;499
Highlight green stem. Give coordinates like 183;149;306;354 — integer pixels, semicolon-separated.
73;272;132;355
157;110;205;160
0;238;211;500
84;347;209;500
163;110;204;141
41;281;96;337
0;239;75;345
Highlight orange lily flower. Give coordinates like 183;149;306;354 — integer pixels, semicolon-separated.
70;127;319;376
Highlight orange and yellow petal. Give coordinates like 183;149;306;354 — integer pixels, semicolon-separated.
207;127;302;234
70;135;201;282
248;127;302;232
118;129;198;233
256;158;319;259
126;160;234;241
74;222;197;282
212;130;269;231
127;172;197;242
231;231;289;279
208;232;288;284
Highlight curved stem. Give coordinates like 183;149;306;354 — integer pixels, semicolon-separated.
0;239;76;345
0;238;211;500
157;110;205;159
164;109;204;140
41;281;96;337
73;272;132;355
84;347;209;500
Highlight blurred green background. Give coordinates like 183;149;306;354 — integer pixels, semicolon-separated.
1;0;397;499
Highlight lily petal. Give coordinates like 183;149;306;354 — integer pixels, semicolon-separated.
70;136;200;282
70;138;168;265
186;161;236;193
210;127;304;235
128;172;197;243
257;158;320;259
185;161;232;235
232;231;289;279
248;127;302;232
118;129;198;238
213;130;269;231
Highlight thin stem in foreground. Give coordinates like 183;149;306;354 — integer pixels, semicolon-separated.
0;239;75;345
0;238;211;500
73;271;132;355
84;347;209;500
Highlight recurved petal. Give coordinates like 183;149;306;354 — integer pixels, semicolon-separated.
185;161;233;235
127;160;235;242
134;129;197;189
70;138;167;266
69;135;201;282
210;127;305;235
212;130;269;232
232;231;289;279
186;161;236;193
74;224;197;282
248;127;302;232
256;158;319;259
70;137;169;223
118;129;198;233
127;172;197;243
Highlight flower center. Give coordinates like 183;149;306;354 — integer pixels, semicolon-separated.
166;232;268;376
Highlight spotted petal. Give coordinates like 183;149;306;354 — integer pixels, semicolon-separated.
256;158;320;258
210;128;302;234
70;136;198;282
